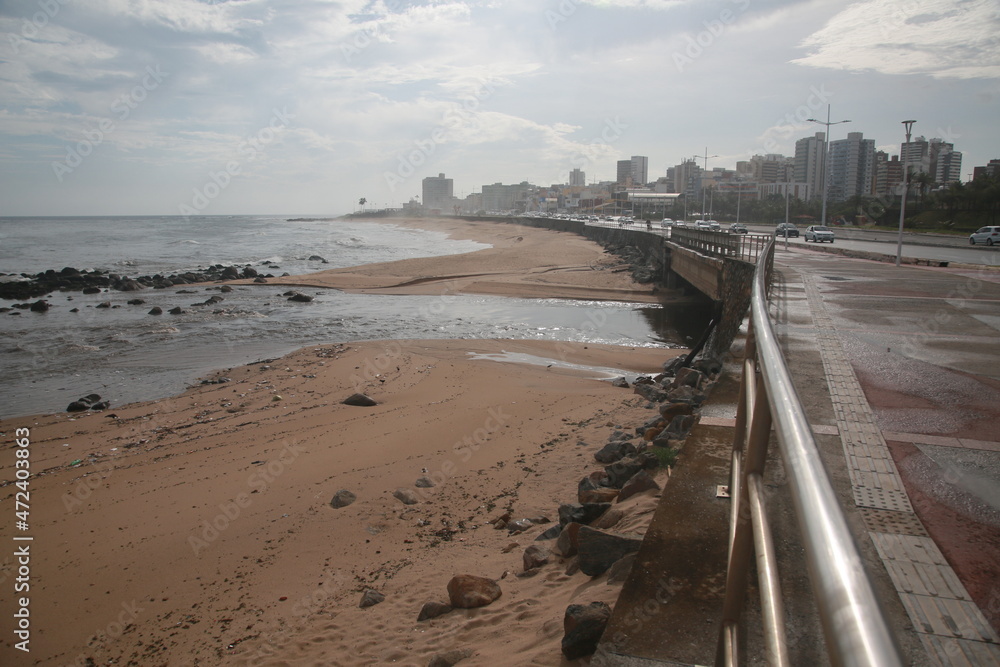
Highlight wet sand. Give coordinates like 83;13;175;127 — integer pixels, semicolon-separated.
0;218;681;666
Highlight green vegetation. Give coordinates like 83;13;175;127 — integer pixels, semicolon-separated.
650;446;678;469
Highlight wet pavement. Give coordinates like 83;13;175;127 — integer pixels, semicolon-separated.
596;243;1000;666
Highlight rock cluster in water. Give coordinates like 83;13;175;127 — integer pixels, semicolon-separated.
0;263;293;301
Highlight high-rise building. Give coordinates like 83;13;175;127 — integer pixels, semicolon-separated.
827;132;875;201
630;156;648;186
874;151;903;197
616;160;632;186
794;132;826;200
569;168;586;186
422;173;453;210
900;136;930;177
750;154;789;184
929;139;961;184
672;160;701;201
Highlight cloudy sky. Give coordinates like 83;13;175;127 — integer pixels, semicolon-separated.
1;0;998;216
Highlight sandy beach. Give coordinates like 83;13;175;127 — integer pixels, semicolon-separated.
234;217;666;304
1;219;685;666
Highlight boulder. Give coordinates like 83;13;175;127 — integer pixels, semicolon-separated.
308;255;329;263
287;292;314;303
658;402;694;420
29;300;50;313
577;526;644;577
67;394;102;412
662;355;686;375
561;601;612;660
554;522;581;557
96;301;111;309
148;306;163;315
522;544;550;571
221;266;241;280
329;490;356;508
359;589;385;608
507;518;534;533
606;553;636;585
414;476;436;488
126;298;145;305
392;488;419;505
534;524;562;541
605;452;658;488
577;471;609;500
558;503;611;527
427;648;473;667
578;487;619;504
446;575;501;609
591;507;625;530
242;267;258;278
342;393;378;407
617;470;661;503
168;307;184;315
610;377;629;388
665;414;698;439
670;366;705;390
633;382;667;403
593;439;636;464
667;385;705;405
417;601;453;621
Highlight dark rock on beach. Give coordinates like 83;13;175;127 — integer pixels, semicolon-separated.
561;601;612;660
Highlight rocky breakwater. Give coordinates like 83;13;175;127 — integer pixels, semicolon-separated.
0;262;305;302
324;353;721;664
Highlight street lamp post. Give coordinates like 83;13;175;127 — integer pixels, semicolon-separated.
806;105;851;226
895;119;916;267
697;148;718;220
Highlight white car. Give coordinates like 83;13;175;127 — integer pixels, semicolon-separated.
969;226;1000;246
804;225;835;243
660;218;675;228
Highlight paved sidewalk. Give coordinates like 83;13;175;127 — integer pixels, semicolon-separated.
596;245;1000;665
780;247;1000;665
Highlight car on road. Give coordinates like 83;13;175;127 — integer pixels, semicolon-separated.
969;226;1000;246
660;218;675;228
804;225;835;243
729;223;748;234
775;223;799;238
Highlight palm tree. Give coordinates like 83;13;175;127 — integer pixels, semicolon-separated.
358;197;367;211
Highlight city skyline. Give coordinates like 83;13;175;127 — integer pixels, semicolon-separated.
1;0;998;216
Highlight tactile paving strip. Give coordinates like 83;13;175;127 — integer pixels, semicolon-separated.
858;507;928;537
797;274;1000;665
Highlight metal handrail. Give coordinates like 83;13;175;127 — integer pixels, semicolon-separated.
716;239;903;666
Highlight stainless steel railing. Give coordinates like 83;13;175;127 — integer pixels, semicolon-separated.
669;228;771;264
716;239;903;666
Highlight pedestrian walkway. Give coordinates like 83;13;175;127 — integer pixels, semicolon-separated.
596;245;1000;666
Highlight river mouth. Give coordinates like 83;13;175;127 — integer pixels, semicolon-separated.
1;288;713;418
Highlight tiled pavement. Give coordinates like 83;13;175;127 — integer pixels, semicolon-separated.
790;263;1000;666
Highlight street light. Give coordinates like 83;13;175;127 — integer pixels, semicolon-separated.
896;119;916;267
696;148;718;220
807;105;851;226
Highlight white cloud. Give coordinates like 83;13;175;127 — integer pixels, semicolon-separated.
794;0;1000;79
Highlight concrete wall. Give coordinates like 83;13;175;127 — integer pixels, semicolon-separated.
466;216;754;358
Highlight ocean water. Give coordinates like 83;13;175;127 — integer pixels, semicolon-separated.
0;216;710;417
